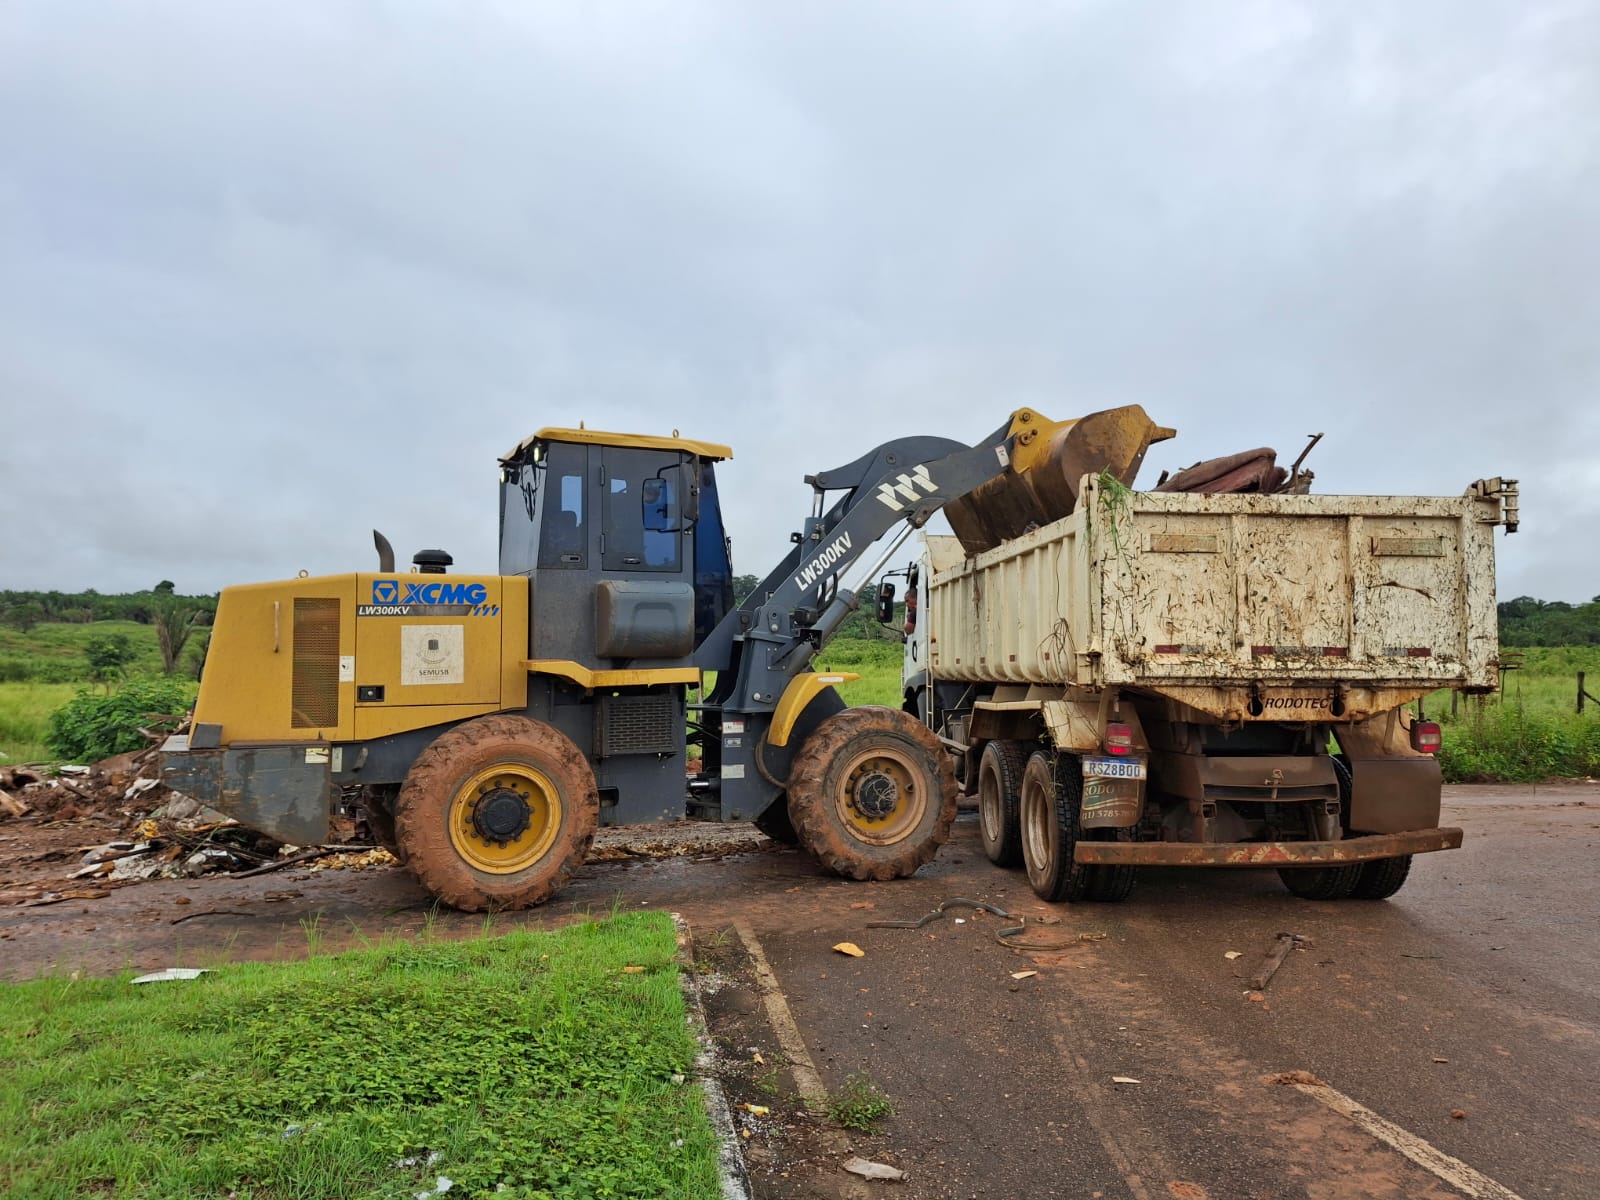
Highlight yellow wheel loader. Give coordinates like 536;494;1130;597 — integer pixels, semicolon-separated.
162;409;1173;910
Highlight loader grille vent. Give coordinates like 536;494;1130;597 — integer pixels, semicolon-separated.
292;598;341;729
595;693;678;758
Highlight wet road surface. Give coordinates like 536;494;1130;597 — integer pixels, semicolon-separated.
3;783;1596;1198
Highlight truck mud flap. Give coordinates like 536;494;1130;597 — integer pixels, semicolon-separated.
1072;827;1463;867
161;736;332;846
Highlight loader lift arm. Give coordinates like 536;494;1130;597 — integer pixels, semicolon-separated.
696;423;1019;720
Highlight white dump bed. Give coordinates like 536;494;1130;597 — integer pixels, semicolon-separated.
924;478;1504;715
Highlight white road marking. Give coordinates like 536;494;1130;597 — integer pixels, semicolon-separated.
1287;1078;1526;1200
733;920;830;1105
733;920;873;1199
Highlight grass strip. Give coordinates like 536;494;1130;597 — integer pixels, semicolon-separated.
0;912;720;1199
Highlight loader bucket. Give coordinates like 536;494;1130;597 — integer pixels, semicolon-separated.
946;405;1176;554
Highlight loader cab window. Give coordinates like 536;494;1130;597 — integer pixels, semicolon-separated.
601;446;683;573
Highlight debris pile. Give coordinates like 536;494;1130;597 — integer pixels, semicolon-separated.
0;746;392;907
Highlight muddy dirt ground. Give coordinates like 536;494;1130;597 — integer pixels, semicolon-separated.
4;783;1598;1199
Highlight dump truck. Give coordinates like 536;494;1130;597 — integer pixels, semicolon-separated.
900;455;1520;902
161;406;1174;910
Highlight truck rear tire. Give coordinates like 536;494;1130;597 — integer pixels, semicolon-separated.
1278;865;1363;901
1351;855;1413;900
786;706;958;881
977;740;1026;867
1020;748;1093;902
395;714;598;912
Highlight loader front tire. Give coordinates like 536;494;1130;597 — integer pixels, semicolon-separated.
977;739;1026;867
395;714;598;912
787;706;957;881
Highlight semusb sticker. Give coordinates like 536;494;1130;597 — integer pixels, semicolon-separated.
360;579;499;617
401;625;464;686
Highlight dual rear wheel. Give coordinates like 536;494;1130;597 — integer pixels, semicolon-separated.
980;740;1136;904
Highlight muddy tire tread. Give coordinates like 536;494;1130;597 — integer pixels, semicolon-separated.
395;714;598;912
787;706;958;881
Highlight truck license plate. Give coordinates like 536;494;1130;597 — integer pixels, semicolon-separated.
1083;756;1147;781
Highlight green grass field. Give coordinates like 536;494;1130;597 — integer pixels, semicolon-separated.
0;620;167;684
0;683;81;765
0;914;719;1200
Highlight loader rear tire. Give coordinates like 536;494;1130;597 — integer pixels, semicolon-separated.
1351;855;1413;900
977;740;1026;867
1278;864;1363;901
395;714;598;912
787;706;957;881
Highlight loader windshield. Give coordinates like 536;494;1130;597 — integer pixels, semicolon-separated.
498;440;589;575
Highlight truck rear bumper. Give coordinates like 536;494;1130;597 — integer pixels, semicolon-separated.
1073;827;1463;867
160;735;332;846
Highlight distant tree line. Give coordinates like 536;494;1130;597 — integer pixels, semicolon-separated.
1498;596;1600;646
1;582;217;631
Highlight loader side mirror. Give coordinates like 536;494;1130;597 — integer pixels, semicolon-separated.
643;464;699;530
876;581;896;625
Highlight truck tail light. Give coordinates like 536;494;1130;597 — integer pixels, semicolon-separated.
1104;722;1133;756
1411;721;1442;754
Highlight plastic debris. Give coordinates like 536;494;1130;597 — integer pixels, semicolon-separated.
1112;1076;1141;1085
843;1157;907;1181
394;1151;441;1169
833;942;865;957
740;1103;770;1116
621;965;646;974
1224;951;1243;960
415;1177;453;1199
1010;970;1038;980
132;968;210;984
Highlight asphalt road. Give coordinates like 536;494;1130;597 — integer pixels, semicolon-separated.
4;783;1597;1198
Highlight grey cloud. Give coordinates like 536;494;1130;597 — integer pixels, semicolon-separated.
2;2;1595;600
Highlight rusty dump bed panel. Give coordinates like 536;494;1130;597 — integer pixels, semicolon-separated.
926;480;1501;717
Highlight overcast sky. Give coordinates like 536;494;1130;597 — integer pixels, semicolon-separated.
3;2;1596;602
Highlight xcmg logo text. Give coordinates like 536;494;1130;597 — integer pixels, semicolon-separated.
371;580;489;606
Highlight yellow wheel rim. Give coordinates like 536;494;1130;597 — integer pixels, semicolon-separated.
833;747;925;846
449;764;562;874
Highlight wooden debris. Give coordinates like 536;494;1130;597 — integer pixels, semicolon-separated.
1249;932;1308;991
